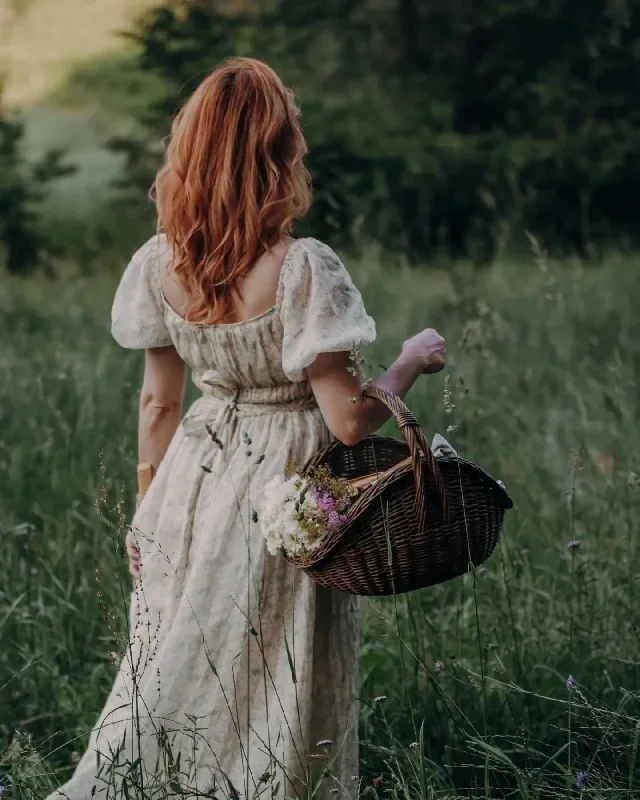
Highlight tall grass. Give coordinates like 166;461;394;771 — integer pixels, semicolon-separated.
1;249;639;797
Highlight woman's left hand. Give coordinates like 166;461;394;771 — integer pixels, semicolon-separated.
401;328;447;374
125;529;141;583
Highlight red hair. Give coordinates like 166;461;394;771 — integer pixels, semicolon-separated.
153;57;312;324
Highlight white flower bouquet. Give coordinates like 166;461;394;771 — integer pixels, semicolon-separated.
259;462;354;562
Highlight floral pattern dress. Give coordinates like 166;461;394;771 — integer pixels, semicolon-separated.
46;235;377;800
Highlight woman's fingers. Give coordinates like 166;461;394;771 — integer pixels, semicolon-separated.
125;531;140;555
128;553;141;579
125;533;141;581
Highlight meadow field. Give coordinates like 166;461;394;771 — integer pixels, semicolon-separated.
2;245;640;798
1;0;640;796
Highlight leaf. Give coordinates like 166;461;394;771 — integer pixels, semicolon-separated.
0;593;25;631
226;776;241;800
204;643;218;676
470;739;529;800
126;757;142;775
532;741;571;778
283;627;297;684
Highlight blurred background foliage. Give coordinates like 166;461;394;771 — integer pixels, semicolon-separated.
2;0;640;273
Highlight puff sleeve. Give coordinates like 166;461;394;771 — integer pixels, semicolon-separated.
279;238;376;382
111;235;173;350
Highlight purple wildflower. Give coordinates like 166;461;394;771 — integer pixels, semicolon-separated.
434;661;444;674
576;771;588;790
327;510;347;530
409;742;418;750
566;674;575;691
567;540;581;551
317;739;334;747
0;786;5;800
312;490;335;511
477;567;488;576
374;695;387;702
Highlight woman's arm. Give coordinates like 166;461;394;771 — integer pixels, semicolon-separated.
307;328;446;447
138;345;187;470
128;346;186;581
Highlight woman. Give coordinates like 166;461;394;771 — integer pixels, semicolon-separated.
49;58;446;800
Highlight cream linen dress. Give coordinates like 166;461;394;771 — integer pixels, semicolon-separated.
47;235;376;800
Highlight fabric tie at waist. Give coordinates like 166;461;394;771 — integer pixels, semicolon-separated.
182;386;319;438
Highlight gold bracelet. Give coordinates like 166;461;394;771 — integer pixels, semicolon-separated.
137;463;156;499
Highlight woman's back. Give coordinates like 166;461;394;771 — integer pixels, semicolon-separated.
161;236;294;325
111;233;376;401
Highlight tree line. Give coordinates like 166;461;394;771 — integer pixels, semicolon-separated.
3;0;640;272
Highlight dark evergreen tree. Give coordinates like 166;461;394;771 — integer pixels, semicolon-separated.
0;104;75;274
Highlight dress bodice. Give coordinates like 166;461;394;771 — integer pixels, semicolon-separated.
111;234;376;404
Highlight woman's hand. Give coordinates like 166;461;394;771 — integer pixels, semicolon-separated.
402;328;447;374
125;529;141;583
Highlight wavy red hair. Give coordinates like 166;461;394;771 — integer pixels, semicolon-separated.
153;57;311;324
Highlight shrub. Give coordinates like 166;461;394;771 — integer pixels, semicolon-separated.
0;100;75;275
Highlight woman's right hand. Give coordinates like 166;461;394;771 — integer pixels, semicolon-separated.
402;328;447;374
125;529;141;583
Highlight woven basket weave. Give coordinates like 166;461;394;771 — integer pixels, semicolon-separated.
288;386;513;596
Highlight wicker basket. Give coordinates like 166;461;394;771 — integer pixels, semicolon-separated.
288;386;513;596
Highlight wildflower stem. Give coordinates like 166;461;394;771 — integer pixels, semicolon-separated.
567;691;572;798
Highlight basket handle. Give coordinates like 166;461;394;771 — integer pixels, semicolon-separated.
363;386;449;530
